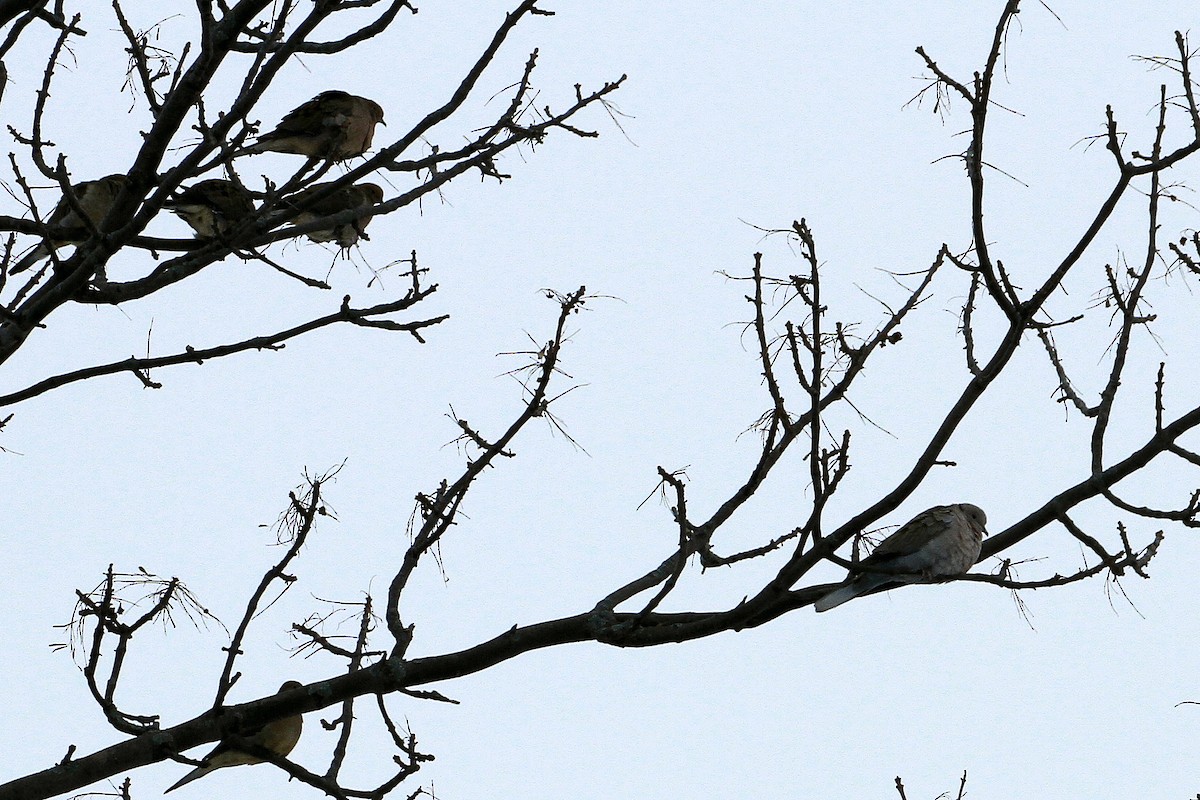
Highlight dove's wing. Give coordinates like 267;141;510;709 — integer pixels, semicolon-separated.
865;505;955;561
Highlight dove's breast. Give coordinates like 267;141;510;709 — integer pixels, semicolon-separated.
924;526;984;576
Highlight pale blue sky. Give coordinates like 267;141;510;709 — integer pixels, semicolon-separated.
3;3;1200;798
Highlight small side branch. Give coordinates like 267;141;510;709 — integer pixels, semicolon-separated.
0;290;445;408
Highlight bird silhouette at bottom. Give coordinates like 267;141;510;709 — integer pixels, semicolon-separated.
814;503;988;612
164;680;304;793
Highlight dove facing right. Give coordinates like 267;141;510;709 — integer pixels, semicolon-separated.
276;181;385;248
164;680;304;793
814;503;988;612
236;91;385;161
11;174;129;274
164;179;256;238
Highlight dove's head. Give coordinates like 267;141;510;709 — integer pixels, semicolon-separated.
358;183;385;205
365;98;385;126
277;680;304;693
958;503;988;533
98;174;130;192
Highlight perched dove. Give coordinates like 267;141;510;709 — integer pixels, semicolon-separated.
277;181;384;248
164;680;304;793
813;503;987;612
164;179;256;238
11;174;129;274
237;91;385;161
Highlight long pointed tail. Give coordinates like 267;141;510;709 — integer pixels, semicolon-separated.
814;582;864;613
814;573;922;612
163;764;212;794
9;243;51;275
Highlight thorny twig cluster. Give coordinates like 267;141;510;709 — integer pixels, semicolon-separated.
292;595;442;796
53;466;436;800
52;565;222;735
390;285;590;657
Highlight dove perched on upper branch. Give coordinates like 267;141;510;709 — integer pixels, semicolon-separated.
278;181;384;248
164;179;256;238
11;174;129;274
237;91;385;161
164;680;304;793
813;503;988;612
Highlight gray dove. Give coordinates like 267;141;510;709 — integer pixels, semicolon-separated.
275;181;384;248
814;503;987;612
164;179;256;238
11;174;129;274
237;91;385;161
164;680;304;793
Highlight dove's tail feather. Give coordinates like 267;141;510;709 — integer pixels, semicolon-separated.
10;243;51;275
163;765;213;794
231;136;321;159
814;573;920;612
814;582;867;613
228;137;285;159
228;144;263;159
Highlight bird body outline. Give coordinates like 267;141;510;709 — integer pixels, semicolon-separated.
164;179;256;238
11;174;129;274
274;181;385;248
164;680;304;793
814;503;988;612
238;91;385;161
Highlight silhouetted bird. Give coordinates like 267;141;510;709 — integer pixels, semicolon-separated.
164;179;256;238
277;181;384;248
11;174;129;273
237;91;385;161
814;503;988;612
164;680;304;793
